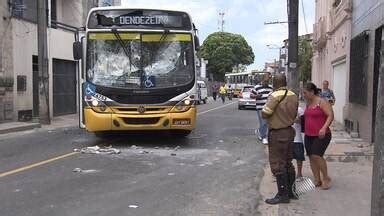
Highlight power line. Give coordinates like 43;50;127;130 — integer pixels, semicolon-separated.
301;0;308;33
264;21;288;25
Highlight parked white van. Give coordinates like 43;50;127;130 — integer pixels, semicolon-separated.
197;80;208;104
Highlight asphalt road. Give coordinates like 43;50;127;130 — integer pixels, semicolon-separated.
0;99;266;216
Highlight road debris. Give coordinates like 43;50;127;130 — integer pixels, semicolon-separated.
77;145;121;154
128;205;138;209
73;168;98;173
168;173;175;176
171;153;177;156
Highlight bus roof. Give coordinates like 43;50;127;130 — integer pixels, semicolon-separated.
225;71;270;76
89;6;192;14
225;71;252;76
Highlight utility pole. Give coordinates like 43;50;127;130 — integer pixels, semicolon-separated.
287;0;299;94
218;12;225;32
37;0;50;124
371;30;384;216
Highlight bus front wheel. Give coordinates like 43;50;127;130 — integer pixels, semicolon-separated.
171;130;192;137
94;131;113;138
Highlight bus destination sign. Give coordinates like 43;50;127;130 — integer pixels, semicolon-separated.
88;10;191;30
118;15;169;25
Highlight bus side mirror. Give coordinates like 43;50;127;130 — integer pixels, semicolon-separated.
194;35;200;51
73;41;82;60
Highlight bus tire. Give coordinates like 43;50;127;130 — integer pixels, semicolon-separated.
171;130;191;137
94;131;112;138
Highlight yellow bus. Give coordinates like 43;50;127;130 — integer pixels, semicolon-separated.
73;7;200;137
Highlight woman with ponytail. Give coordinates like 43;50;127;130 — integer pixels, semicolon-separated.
303;82;334;189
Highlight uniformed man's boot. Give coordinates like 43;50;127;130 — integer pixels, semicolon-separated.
287;171;298;200
265;174;290;205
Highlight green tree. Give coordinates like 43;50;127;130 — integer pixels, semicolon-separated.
199;32;254;81
298;35;313;82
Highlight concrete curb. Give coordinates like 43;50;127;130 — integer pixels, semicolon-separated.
0;123;41;134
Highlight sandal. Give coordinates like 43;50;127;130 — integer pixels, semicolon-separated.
321;177;332;190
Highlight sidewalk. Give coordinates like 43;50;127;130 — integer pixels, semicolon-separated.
257;121;373;216
0;114;78;135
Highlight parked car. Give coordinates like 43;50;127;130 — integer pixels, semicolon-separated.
197;80;208;104
238;85;257;110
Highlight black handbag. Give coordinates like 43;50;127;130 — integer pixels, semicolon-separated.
300;115;305;133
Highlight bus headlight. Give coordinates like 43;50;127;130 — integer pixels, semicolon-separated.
184;99;191;106
171;97;194;113
91;100;99;107
85;96;111;113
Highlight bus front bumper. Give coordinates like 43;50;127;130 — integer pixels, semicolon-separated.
84;108;197;132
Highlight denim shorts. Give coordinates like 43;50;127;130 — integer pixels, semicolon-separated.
293;142;305;161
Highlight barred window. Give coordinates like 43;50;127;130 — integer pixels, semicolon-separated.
349;31;369;105
11;0;56;24
11;0;38;23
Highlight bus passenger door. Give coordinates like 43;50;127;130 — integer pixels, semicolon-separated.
74;33;86;129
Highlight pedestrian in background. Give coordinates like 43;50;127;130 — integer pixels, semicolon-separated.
303;82;334;190
319;80;335;105
212;83;218;101
293;106;305;178
219;83;226;103
262;74;298;204
253;73;273;145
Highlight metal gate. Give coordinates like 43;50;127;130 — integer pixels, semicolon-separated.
53;58;77;116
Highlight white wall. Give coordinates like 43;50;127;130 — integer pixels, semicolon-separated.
12;19;77;119
12;20;37;115
332;61;347;123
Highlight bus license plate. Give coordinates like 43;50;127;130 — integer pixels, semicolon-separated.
173;119;191;125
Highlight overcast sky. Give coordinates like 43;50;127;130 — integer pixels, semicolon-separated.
121;0;315;70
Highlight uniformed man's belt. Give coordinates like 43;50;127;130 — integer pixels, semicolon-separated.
269;126;292;131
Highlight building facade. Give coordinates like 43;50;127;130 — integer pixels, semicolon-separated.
349;0;384;142
312;0;352;127
312;0;384;142
10;0;84;121
0;0;122;123
0;1;14;122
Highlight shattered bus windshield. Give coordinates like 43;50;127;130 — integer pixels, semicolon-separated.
86;32;194;89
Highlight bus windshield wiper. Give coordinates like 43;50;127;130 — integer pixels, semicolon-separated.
159;29;170;42
111;28;135;71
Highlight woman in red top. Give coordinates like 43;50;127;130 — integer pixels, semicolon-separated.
303;82;334;190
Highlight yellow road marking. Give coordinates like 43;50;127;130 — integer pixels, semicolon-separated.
0;152;79;178
197;101;237;116
0;102;235;178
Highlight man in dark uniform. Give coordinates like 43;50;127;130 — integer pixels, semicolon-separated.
262;74;299;204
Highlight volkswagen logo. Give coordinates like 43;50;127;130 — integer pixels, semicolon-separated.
138;106;146;114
